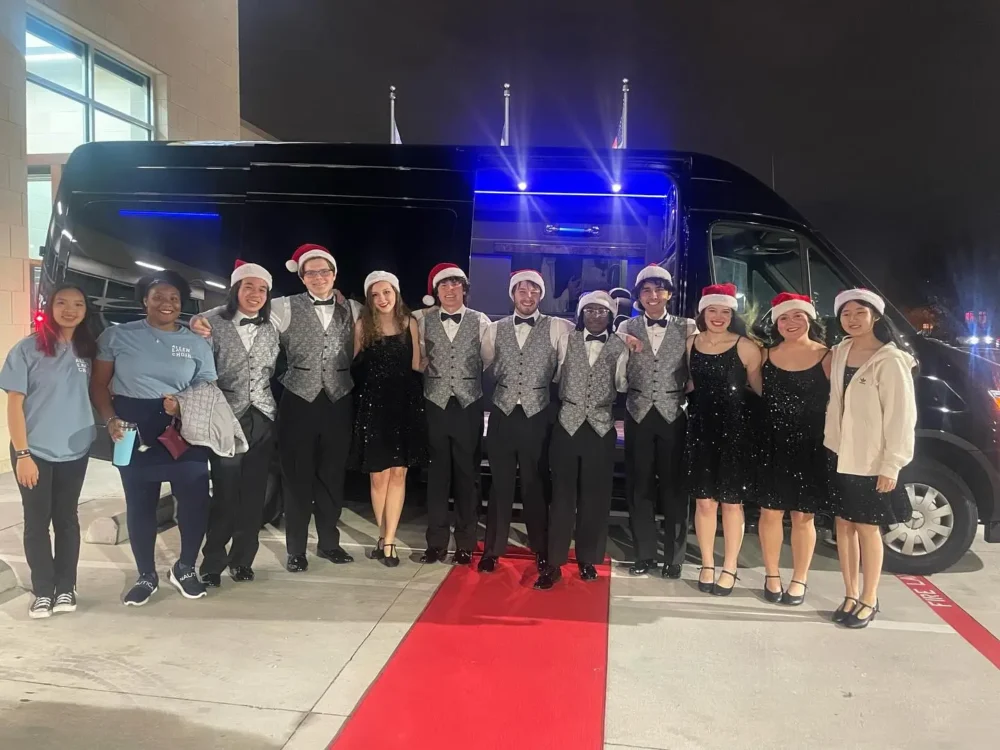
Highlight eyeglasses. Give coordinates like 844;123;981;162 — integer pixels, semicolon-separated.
303;269;333;279
582;308;610;316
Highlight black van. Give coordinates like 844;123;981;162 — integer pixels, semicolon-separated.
37;140;1000;574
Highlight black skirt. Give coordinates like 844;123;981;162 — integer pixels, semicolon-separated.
832;470;912;526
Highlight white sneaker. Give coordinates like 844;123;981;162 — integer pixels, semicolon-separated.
53;591;77;614
29;595;53;619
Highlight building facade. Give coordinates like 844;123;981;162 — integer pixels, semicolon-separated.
0;0;263;471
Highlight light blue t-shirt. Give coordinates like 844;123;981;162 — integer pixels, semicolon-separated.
0;336;96;462
97;320;217;399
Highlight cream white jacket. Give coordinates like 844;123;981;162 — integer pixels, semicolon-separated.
824;340;917;481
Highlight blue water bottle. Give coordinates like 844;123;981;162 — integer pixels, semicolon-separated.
113;422;138;467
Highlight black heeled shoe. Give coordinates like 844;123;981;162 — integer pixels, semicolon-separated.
369;538;385;561
712;569;739;597
831;596;858;624
380;543;400;568
697;566;716;594
842;599;879;629
763;575;783;603
780;579;808;607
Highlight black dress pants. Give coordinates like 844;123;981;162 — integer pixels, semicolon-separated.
625;409;688;565
425;397;483;551
12;447;88;597
548;422;616;567
202;407;275;574
484;406;550;557
278;390;352;556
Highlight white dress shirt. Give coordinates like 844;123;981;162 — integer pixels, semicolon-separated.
414;305;492;355
232;310;261;352
480;310;573;369
555;330;630;391
269;294;362;333
620;311;696;355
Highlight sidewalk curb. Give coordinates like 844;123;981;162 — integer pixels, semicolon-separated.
84;490;176;545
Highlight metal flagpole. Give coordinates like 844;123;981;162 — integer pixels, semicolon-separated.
389;85;397;144
621;78;629;149
501;83;510;147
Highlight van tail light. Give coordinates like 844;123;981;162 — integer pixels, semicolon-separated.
33;311;45;328
989;390;1000;410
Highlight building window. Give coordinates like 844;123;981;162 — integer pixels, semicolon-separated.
25;15;152;155
27;166;52;259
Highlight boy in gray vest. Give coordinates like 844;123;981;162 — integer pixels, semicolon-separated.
620;264;696;578
535;291;629;589
415;263;490;566
193;244;361;573
477;270;573;574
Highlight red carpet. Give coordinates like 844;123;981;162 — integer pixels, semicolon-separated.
329;552;611;750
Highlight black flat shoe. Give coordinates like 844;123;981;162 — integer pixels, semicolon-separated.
477;555;498;573
629;559;658;576
662;564;682;579
380;543;400;568
229;566;254;582
286;554;308;573
832;596;858;623
780;579;808;606
368;538;385;561
712;569;739;597
419;547;448;564
533;565;562;590
842;599;879;629
452;549;473;565
763;574;783;603
578;563;598;581
201;573;221;588
697;566;716;593
318;546;355;564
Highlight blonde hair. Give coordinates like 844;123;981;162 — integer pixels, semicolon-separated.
360;285;411;350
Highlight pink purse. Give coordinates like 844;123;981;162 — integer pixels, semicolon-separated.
157;418;190;460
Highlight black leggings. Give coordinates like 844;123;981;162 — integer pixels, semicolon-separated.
119;462;210;576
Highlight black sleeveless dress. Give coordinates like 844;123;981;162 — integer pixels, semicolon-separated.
350;331;428;473
685;340;751;504
757;355;834;513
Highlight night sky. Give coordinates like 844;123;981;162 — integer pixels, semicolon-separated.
239;0;1000;315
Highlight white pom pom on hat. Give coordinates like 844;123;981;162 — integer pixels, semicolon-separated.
422;262;468;306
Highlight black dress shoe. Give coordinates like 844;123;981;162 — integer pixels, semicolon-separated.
201;573;221;588
629;559;658;576
381;543;400;568
842;599;879;629
317;547;354;564
578;563;598;581
780;579;808;606
662;564;682;579
229;566;255;582
832;596;858;624
697;566;715;593
763;575;783;603
419;547;448;564
286;554;308;573
452;549;473;565
477;555;498;573
533;565;562;590
368;538;385;561
712;569;739;597
535;554;548;573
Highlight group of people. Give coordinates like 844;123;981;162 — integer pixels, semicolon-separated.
2;241;916;631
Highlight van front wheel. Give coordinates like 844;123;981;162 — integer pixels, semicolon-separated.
881;460;979;575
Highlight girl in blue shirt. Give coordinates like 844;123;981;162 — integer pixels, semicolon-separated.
1;285;97;619
91;272;217;607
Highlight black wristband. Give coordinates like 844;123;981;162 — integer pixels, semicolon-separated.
14;449;30;459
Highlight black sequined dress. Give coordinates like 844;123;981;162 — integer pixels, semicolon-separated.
350;331;428;473
685;340;750;504
757;355;834;513
831;365;911;525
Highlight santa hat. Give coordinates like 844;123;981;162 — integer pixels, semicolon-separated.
770;292;815;321
576;290;616;318
632;264;673;311
834;288;885;316
698;283;739;313
285;243;337;274
364;270;400;297
422;263;468;306
231;259;272;290
508;269;545;300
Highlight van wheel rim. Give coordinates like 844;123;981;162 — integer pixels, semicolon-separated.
882;484;955;556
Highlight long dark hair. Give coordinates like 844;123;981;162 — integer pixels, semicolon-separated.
836;300;895;344
695;309;749;337
220;280;272;322
35;284;97;359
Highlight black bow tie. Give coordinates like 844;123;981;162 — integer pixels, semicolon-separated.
441;312;462;324
239;316;264;326
515;316;535;327
586;333;607;343
312;298;336;307
646;317;667;328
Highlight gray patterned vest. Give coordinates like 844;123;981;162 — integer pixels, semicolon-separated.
492;315;557;417
207;311;280;420
423;309;484;409
624;315;689;422
558;330;625;437
279;293;354;403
